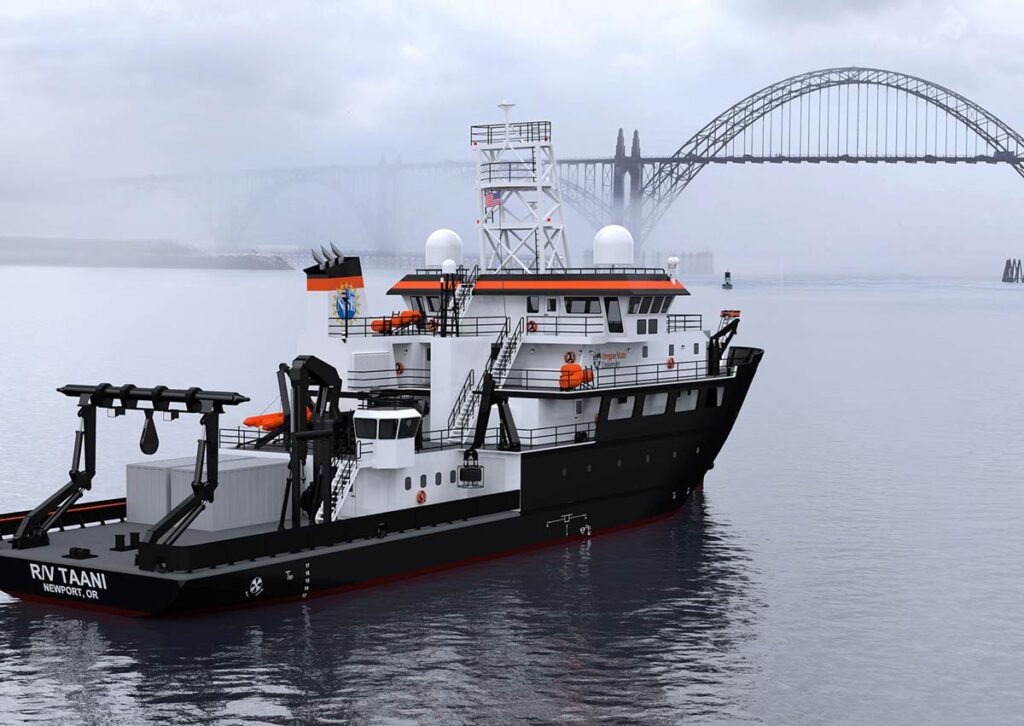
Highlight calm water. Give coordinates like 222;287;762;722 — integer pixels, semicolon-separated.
0;265;1022;725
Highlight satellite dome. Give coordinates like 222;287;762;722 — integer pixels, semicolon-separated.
593;225;634;266
425;229;463;267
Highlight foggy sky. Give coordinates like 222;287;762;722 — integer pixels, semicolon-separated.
1;0;1023;275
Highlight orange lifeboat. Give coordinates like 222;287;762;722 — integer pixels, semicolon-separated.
559;364;594;390
243;408;312;431
371;310;422;334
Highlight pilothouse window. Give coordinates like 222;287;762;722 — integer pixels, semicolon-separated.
628;296;641;314
426;296;441;312
604;297;624;333
565;297;599;314
398;418;420;438
639;296;654;314
527;296;540;313
355;419;377;439
378;419;399;439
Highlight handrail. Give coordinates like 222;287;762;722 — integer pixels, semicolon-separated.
666;314;703;332
524;316;605;336
348;368;431;389
328;315;507;338
500;360;734;391
447;369;476;430
422;420;596;452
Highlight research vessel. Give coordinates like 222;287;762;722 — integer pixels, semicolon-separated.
0;112;762;615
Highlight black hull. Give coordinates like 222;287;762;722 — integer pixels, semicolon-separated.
0;349;762;616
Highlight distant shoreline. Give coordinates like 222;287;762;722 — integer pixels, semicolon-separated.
0;236;293;271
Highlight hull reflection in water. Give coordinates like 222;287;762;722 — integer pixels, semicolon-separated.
0;492;761;724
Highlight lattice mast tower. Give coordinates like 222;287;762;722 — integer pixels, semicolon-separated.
472;102;570;272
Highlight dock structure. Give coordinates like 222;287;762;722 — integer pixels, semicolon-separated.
1003;258;1023;283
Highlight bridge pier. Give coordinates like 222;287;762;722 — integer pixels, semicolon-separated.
612;129;645;242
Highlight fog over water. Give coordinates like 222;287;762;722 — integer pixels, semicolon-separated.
1;267;1023;724
0;2;1023;275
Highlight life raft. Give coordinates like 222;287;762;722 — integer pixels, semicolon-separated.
371;310;423;334
243;407;312;431
559;364;594;390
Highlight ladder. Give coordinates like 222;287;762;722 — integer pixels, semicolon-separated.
315;453;360;524
450;264;479;318
450;317;524;442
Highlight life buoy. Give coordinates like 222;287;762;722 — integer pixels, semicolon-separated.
564;351;576;364
526;320;538;333
395;361;406;375
425;318;438;332
416;489;427;505
666;357;675;369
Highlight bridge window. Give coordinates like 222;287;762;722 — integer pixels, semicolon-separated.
412;296;426;315
639;296;654;314
355;419;377;439
565;297;599;314
604;297;624;333
426;296;441;312
378;419;399;439
628;296;641;314
660;297;674;313
527;296;540;313
398;417;420;438
547;298;557;312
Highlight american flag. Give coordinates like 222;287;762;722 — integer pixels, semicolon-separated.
483;190;501;208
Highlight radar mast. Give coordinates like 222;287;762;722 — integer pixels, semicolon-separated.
471;102;570;272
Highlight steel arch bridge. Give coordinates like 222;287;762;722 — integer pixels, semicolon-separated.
562;66;1024;244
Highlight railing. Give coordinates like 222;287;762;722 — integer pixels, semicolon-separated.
349;367;431;389
524;316;606;336
489;317;524;384
480;266;666;276
479;161;537;185
667;314;703;332
221;426;285;451
421;421;597;452
471;121;551;145
500;359;733;391
448;369;476;430
328;315;507;338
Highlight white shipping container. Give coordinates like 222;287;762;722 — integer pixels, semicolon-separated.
126;455;246;525
169;457;289;532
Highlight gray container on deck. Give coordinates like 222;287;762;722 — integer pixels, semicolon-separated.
169;457;288;532
126;455;245;525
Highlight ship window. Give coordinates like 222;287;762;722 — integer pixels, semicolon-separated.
420;474;427;488
355;419;377;439
628;296;641;314
378;419;399;439
398;417;420;438
648;318;659;334
694;342;699;355
608;395;635;420
661;297;674;313
637;319;647;335
450;469;456;483
642;345;648;358
643;392;668;416
426;296;441;312
705;388;719;408
604;297;624;333
565;297;599;314
527;296;540;313
639;296;653;314
404;477;412;491
675;390;697;412
575;400;583;415
669;344;675;356
412;296;426;315
435;472;442;486
547;298;557;312
426;348;431;362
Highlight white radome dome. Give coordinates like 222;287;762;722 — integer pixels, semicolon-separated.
440;258;458;275
425;228;463;267
593;224;634;266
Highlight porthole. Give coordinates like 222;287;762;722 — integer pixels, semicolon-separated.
435;472;442;486
420;474;427;488
672;451;678;459
404;476;412;491
450;470;456;483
